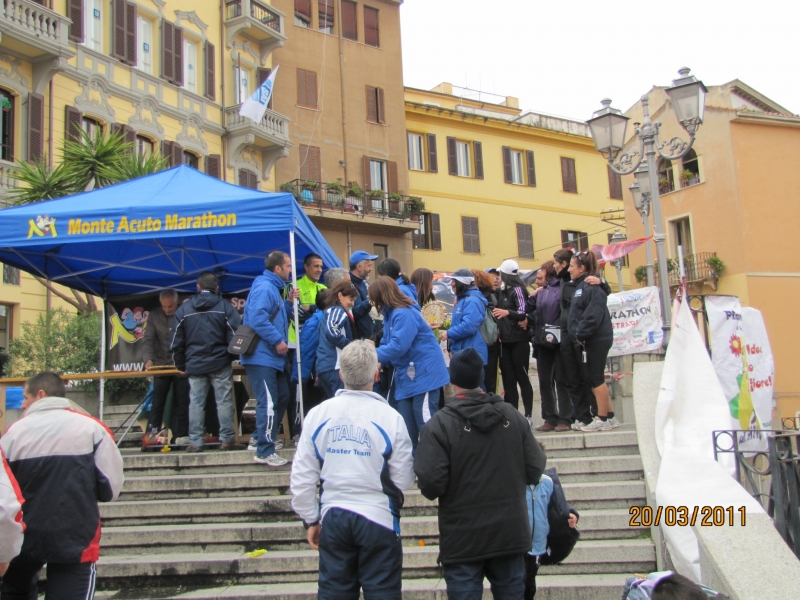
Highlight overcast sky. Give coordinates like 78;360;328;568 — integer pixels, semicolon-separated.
400;0;799;120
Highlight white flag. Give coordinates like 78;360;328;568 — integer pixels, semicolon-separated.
238;65;279;123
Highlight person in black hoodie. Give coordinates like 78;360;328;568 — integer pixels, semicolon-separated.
171;271;242;452
554;248;610;430
567;251;618;432
415;348;547;600
492;260;535;423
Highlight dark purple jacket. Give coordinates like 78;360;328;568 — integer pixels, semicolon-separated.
526;278;562;346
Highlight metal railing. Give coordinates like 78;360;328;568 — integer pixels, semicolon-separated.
655;252;719;288
224;0;281;33
282;179;422;221
225;105;290;141
714;424;800;559
680;174;701;188
0;0;71;47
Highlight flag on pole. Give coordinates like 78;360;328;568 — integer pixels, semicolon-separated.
591;236;652;264
239;65;279;123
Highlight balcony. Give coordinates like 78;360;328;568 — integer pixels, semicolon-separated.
0;0;75;63
282;180;423;232
225;104;292;180
680;173;701;189
655;252;721;290
224;0;286;63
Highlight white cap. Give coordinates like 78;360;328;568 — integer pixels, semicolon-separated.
498;259;520;275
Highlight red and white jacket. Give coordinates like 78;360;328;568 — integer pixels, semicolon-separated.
0;397;124;564
0;447;24;564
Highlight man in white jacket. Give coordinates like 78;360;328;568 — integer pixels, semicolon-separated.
0;448;24;577
291;340;414;600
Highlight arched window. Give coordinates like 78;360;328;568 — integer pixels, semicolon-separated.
680;149;700;188
135;135;153;157
0;89;14;162
658;158;674;194
183;151;199;169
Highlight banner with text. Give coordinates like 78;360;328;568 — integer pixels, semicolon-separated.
607;286;664;356
706;295;774;452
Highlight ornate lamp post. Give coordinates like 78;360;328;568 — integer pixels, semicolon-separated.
586;67;707;344
609;228;627;292
629;161;654;287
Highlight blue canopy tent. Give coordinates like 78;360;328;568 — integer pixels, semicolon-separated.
0;165;342;420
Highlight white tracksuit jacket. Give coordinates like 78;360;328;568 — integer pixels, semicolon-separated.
0;448;24;564
290;389;415;533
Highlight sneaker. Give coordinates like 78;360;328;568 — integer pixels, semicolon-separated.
247;437;258;452
535;422;556;432
274;439;285;451
254;453;288;467
174;436;190;446
606;416;622;430
580;417;613;433
526;416;533;429
571;420;583;431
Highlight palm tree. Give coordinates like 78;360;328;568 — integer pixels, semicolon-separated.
6;128;170;313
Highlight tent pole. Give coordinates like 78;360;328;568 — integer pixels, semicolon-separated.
289;232;304;427
99;300;106;421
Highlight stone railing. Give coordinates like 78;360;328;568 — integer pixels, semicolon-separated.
224;0;282;35
225;105;290;142
0;0;72;50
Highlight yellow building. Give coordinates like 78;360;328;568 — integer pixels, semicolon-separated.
620;80;800;419
405;83;631;284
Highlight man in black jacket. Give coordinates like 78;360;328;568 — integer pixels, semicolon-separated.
414;348;547;600
171;272;241;452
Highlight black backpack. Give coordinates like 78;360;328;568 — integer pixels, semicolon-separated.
539;467;580;565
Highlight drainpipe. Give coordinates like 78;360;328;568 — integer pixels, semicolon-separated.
336;0;348;184
220;1;227;182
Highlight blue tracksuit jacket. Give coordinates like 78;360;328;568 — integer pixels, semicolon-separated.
448;288;489;363
291;310;322;383
241;270;292;371
316;305;355;374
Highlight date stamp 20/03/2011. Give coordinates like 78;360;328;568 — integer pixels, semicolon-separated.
629;506;746;527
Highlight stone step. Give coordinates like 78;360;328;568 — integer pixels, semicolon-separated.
94;540;655;589
93;574;627;599
116;431;144;448
103;404;142;416
537;428;640;458
100;510;644;556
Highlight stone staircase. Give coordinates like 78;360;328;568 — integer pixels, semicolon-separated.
90;423;655;599
105;403;145;448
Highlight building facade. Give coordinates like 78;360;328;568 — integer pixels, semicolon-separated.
620;81;800;420
405;83;631;283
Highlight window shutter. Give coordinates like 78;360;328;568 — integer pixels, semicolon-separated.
387;161;398;193
608;166;622;199
517;224;533;259
561;157;577;193
204;41;216;101
362;155;371;191
171;141;183;167
161;140;172;161
206;154;221;178
376;87;385;124
67;0;84;43
297;69;307;107
561;230;569;247
299;144;311;181
306;71;317;108
427;133;438;173
123;125;136;146
295;0;312;20
173;27;184;86
238;168;249;187
249;171;259;190
430;213;442;251
125;1;137;65
473;141;484;180
342;0;357;40
27;93;45;162
257;68;272;109
447;137;457;176
309;146;321;182
364;6;379;47
526;150;536;187
5;95;15;162
162;21;175;83
365;86;377;122
502;146;512;183
64;105;83;144
462;217;480;254
113;0;126;61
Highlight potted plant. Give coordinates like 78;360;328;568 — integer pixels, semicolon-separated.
346;181;364;200
658;177;671;193
280;182;299;200
634;265;648;286
706;256;725;278
680;169;697;186
302;180;319;191
406;196;425;221
326;181;344;205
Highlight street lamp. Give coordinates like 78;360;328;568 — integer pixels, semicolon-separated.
609;228;627;292
630;161;654;287
586;67;706;345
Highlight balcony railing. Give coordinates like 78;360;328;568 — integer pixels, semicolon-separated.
0;0;73;58
225;105;290;143
680;174;701;188
282;180;423;221
224;0;281;34
654;252;719;288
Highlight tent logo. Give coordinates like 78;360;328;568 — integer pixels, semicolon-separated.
27;215;58;239
109;307;149;349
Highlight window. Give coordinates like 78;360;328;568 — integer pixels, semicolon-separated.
297;69;318;109
408;132;424;171
238;168;259;190
295;0;311;27
160;140;184;167
670;217;693;256
456;141;471;177
608;166;623;199
365;85;385;124
561;230;588;252
370;159;387;192
413;213;442;251
183;151;198;169
448;137;483;179
510;149;524;184
364;6;379;47
462;217;480;254
680;149;700;188
341;0;357;40
85;0;103;52
67;0;84;43
235;64;251;104
183;38;199;94
318;0;334;33
0;90;14;162
82;116;101;139
135;135;153;157
2;265;20;286
560;157;577;193
373;244;388;272
299;145;321;182
517;224;533;259
503;147;535;186
137;15;153;74
658;158;674;194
